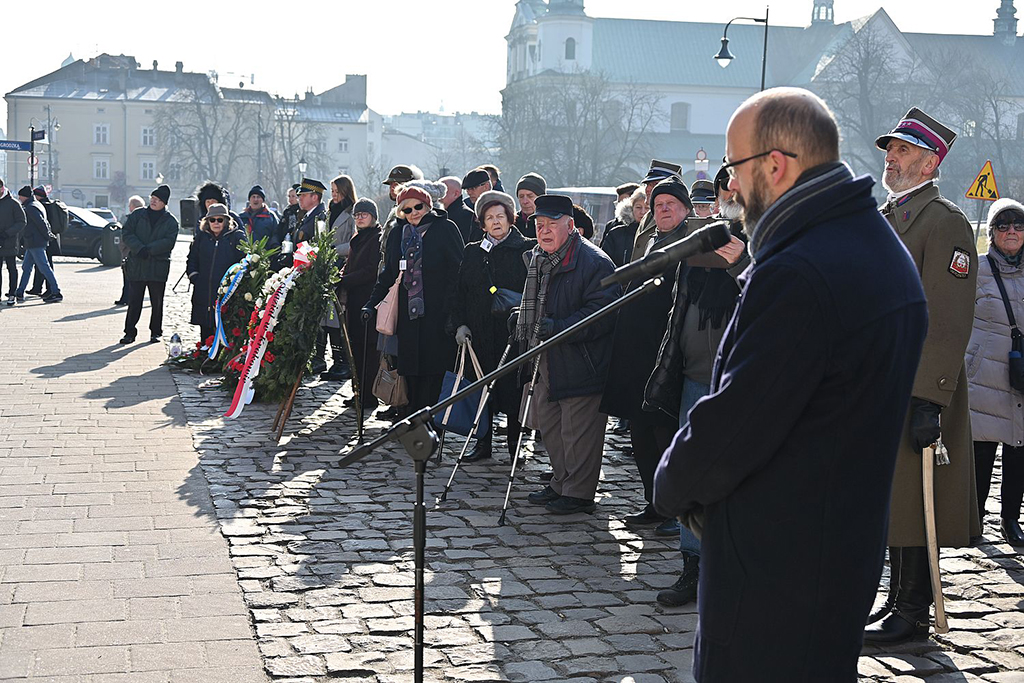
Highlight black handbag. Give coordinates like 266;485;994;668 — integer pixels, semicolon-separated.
986;255;1024;392
490;287;522;316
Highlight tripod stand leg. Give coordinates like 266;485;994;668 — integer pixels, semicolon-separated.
274;371;304;442
498;359;541;526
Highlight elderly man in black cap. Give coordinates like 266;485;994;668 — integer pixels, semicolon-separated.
632;159;684;261
516;194;620;515
864;108;980;644
120;185;179;343
462;168;492;211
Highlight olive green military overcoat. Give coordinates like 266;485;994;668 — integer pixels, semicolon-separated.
882;182;981;547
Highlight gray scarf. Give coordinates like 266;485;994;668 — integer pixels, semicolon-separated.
516;232;577;348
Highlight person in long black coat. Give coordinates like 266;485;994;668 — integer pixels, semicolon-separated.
448;191;534;461
654;91;928;682
366;185;464;413
339;199;383;413
185;203;245;344
601;193;688;526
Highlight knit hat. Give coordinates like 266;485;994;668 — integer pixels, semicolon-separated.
987;198;1024;239
18;186;32;199
650;177;692;210
248;185;266;200
353;198;379;222
462;168;491;190
475;190;516;223
403;179;447;203
32;186;47;200
515;173;546;197
151;184;171;204
396;185;432;208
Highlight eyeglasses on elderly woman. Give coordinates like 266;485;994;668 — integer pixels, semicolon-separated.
401;203;425;215
208;217;226;224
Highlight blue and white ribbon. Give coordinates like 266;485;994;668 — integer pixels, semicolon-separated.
209;256;251;360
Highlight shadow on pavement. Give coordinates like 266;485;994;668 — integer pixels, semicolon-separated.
53;306;126;323
31;343;136;377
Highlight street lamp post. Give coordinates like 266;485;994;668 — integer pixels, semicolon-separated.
298;157;308;175
45;104;60;189
714;7;770;92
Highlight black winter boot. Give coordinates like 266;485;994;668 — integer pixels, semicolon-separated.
656;554;699;607
863;546;932;644
464;427;493;462
866;547;902;625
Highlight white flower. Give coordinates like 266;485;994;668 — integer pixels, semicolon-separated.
250;254;260;264
256;298;264;308
244;292;253;302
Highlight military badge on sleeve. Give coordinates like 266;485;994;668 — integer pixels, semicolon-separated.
949;248;971;279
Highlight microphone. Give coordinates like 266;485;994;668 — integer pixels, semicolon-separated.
601;221;733;288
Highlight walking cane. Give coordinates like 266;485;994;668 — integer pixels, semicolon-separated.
498;355;542;526
437;340;513;505
923;443;949;634
337;294;363;442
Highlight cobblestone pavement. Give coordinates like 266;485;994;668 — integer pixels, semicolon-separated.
6;237;1024;682
158;238;1024;683
0;251;267;682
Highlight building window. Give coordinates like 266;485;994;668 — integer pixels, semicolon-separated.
565;38;576;61
94;194;109;208
368;120;375;133
94;123;109;145
93;157;109;180
338;139;349;153
141;127;155;146
167;164;182;181
670;102;691;132
963;120;977;138
141;160;156;181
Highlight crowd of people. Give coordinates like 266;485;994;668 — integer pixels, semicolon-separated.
4;84;1024;681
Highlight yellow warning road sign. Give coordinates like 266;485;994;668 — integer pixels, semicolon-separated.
966;160;1000;201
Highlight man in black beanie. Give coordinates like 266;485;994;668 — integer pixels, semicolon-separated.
515;172;546;237
120;185;179;344
239;184;281;247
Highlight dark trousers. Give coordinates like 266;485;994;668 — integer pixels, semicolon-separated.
315;326;346;365
2;256;16;294
404;374;445;415
975;440;1024;521
199;324;215;345
118;266;130;302
124;280;166;338
30;241;57;292
630;413;680;507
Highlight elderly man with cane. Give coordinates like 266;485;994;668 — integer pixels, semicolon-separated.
654;88;928;681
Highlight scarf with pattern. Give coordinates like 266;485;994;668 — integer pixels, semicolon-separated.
516;231;577;348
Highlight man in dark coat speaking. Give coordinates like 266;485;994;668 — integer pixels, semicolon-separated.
653;88;929;682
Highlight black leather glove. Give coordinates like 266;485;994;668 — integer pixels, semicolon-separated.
361;305;373;321
909;397;942;452
137;246;151;259
507;308;519;336
537;317;555;341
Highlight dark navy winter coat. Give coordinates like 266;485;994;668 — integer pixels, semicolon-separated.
536;232;620;402
238;206;281;247
185;226;245;330
653;165;928;682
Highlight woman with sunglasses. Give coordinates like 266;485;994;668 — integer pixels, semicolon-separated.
968;198;1024;547
366;184;464;413
185;203;245;345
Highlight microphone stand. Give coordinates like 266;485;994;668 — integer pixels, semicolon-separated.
330;272;668;683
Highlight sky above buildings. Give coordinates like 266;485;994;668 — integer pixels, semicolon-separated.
0;0;1006;135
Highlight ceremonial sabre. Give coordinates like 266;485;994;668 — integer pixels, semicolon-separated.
923;444;949;634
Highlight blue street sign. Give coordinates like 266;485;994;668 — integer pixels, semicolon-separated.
0;140;32;151
31;130;46;141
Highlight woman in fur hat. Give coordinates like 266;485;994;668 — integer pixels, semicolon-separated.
968;197;1024;547
447;190;534;461
185;203;245;344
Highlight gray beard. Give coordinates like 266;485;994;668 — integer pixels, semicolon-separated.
719;200;743;221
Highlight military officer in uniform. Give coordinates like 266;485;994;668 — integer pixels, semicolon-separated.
294;178;329;245
865;108;981;644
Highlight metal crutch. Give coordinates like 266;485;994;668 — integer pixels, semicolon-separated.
437;340;514;505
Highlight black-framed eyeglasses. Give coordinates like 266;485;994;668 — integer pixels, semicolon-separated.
722;149;798;178
994;222;1024;232
401;203;425;215
208;217;226;223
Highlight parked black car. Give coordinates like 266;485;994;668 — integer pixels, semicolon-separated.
62;206;116;261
